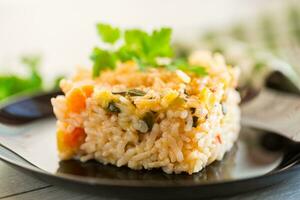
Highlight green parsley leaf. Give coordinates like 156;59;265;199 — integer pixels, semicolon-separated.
119;28;173;66
169;58;208;76
188;66;208;76
97;23;121;44
91;23;207;77
148;28;173;58
118;29;148;63
91;47;117;77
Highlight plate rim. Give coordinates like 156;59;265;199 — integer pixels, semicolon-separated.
0;142;300;188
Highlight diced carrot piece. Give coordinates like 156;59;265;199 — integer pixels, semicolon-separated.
57;127;86;158
66;88;86;113
81;85;94;98
216;134;222;144
66;127;86;148
57;129;68;153
66;85;94;113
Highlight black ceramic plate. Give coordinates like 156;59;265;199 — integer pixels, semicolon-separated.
0;92;300;200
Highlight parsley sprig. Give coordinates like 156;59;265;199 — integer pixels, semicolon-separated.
167;58;208;76
91;23;207;77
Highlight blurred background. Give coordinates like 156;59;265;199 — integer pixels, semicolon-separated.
0;0;299;100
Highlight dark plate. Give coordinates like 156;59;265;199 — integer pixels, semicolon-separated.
0;91;300;200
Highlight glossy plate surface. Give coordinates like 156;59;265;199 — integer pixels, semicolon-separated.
0;92;299;199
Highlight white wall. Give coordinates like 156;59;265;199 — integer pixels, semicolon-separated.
0;0;283;81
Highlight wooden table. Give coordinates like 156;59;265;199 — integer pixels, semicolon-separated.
0;160;299;200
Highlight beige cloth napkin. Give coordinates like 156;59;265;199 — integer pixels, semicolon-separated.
242;88;300;142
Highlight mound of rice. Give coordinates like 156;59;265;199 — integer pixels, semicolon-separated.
51;51;240;174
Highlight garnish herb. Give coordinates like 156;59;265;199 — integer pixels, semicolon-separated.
167;58;208;76
91;48;117;77
97;23;121;44
91;23;207;77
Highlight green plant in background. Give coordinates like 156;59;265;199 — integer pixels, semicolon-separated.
259;15;278;53
288;6;300;44
0;56;43;100
191;2;300;93
0;55;64;101
230;23;247;42
53;75;64;89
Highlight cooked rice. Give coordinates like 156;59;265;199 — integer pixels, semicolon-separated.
51;50;240;174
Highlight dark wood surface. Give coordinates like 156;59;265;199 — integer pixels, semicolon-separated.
0;160;299;200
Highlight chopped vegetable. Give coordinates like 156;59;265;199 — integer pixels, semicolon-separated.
190;107;196;114
111;91;127;96
66;88;87;113
81;85;94;98
107;101;121;113
221;103;227;115
57;127;86;158
65;85;93;113
128;89;146;96
192;116;198;127
142;111;155;132
112;89;146;96
216;134;222;144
